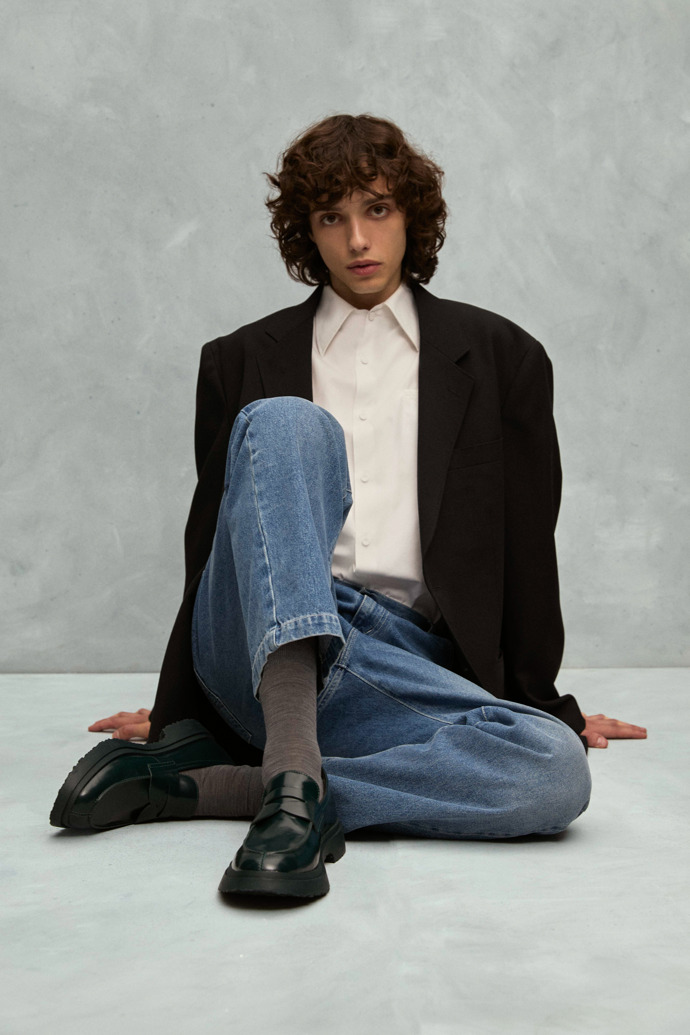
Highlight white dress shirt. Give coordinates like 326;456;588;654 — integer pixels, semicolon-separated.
311;282;438;621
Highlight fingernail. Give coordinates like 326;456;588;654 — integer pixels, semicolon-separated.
597;737;606;747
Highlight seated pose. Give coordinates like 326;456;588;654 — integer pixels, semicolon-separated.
51;114;646;899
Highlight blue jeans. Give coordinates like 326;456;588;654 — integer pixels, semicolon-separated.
192;397;591;838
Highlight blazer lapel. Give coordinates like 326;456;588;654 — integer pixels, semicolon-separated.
255;287;322;400
414;285;475;557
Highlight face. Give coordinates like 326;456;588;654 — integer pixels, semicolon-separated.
308;175;407;309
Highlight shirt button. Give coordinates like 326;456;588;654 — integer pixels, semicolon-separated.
367;311;376;322
360;356;369;365
360;474;369;483
361;537;370;546
359;412;367;421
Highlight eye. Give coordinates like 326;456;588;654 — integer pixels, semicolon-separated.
369;204;389;217
319;212;340;226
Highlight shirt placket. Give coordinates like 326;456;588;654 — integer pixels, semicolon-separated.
352;308;380;575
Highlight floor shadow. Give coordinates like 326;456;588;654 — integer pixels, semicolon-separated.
216;890;322;912
345;826;572;844
50;827;101;838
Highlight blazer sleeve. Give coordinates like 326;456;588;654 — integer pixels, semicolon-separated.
500;340;586;737
183;343;232;591
147;341;261;760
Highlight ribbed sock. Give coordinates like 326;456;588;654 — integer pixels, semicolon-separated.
258;637;323;798
182;764;264;818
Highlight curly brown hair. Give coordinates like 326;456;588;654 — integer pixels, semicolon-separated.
265;114;447;286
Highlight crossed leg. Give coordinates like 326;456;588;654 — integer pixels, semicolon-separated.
191;396;591;840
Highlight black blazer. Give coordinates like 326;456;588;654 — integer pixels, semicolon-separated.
148;283;585;758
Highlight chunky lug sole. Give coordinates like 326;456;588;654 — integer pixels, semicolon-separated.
218;820;346;898
49;719;210;831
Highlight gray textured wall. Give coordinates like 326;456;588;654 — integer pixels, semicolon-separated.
2;0;688;673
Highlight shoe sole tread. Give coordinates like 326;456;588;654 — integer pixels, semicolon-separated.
49;720;222;829
218;821;346;899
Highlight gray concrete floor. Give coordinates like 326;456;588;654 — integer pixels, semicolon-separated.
1;669;688;1035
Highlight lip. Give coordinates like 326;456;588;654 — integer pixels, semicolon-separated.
347;261;381;276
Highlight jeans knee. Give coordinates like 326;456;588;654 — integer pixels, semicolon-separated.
240;396;338;435
532;727;592;833
226;396;349;501
240;396;346;468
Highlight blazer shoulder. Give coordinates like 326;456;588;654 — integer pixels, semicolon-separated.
202;289;321;360
416;286;544;354
413;285;553;398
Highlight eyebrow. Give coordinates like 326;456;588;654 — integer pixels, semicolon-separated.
311;193;394;214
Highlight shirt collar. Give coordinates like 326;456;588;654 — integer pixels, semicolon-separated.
314;281;420;355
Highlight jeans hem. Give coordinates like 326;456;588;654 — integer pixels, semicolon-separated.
251;614;345;695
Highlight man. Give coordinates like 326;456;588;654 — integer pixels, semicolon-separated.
51;115;646;899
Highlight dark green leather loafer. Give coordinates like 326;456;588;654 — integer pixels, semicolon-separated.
218;770;345;899
50;719;235;831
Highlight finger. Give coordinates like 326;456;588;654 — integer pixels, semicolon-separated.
88;717;124;732
88;710;150;732
604;725;647;739
584;715;648;738
584;729;609;748
594;718;647;737
112;722;150;741
112;722;151;741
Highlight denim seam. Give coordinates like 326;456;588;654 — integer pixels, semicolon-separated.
315;616;361;711
317;652;348;713
336;661;455;726
224;411;250;490
244;419;279;637
362;607;390;639
350;595;389;639
319;406;351;504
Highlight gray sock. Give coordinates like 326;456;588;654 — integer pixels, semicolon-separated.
258;637;323;799
182;764;264;818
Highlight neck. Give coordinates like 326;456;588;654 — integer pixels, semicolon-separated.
328;273;403;310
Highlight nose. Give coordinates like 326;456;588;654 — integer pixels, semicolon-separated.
348;217;369;253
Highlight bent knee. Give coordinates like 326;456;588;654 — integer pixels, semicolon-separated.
227;396;348;494
530;726;592;833
240;396;335;430
237;397;345;453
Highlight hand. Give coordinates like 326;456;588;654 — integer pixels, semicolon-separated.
581;712;647;749
88;708;152;741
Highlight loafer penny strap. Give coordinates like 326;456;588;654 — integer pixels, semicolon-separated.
253;796;313;825
136;767;196;822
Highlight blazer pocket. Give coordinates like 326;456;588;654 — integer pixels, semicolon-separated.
449;436;503;469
